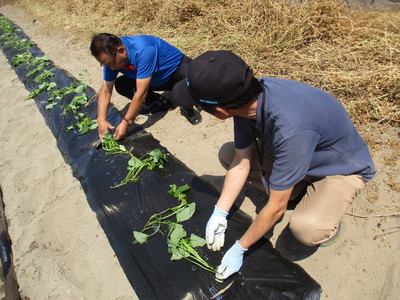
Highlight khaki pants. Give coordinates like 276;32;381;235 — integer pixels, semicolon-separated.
219;142;366;246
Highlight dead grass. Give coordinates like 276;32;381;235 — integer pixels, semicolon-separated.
10;0;400;125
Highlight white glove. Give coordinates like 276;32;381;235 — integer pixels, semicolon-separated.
205;206;228;251
216;240;248;280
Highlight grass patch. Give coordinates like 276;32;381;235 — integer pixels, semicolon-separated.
13;0;400;125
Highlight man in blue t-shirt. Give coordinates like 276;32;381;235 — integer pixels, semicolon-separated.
90;33;201;140
173;50;375;281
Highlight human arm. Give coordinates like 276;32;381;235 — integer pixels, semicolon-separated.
239;187;293;248
113;77;151;140
206;144;254;251
216;187;293;280
97;80;116;140
218;144;255;211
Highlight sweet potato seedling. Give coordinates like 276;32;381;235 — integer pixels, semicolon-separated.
34;69;55;84
26;61;49;77
101;132;131;156
111;148;169;188
11;52;33;67
66;113;98;135
0;16;18;39
27;81;56;99
133;184;193;242
4;38;35;50
167;223;215;273
101;134;169;187
45;82;86;110
61;94;89;114
133;184;215;273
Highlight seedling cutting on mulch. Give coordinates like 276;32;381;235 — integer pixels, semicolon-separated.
45;82;86;110
11;52;33;67
133;184;194;242
4;38;35;50
66;112;97;135
167;223;215;273
34;69;55;83
101;132;131;155
101;133;169;187
133;184;215;274
111;148;168;188
61;94;89;114
27;81;56;99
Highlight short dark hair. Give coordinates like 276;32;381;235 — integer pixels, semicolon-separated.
198;77;263;113
90;33;123;57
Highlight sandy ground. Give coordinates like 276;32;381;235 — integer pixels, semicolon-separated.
0;4;399;300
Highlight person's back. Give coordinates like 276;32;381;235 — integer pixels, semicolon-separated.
103;35;183;87
257;77;374;187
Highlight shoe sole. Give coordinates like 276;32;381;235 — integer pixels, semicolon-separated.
320;223;341;247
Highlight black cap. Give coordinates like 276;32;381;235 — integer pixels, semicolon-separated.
173;50;253;106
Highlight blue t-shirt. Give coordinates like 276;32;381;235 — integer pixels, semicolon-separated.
234;77;375;191
103;35;183;87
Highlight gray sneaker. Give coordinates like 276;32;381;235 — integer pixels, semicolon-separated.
320;223;341;247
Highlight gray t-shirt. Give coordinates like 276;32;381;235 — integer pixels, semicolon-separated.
234;77;375;191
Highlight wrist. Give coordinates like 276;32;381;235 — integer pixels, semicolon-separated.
214;205;228;217
235;240;248;252
123;116;130;123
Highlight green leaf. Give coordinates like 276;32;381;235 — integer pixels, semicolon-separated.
169;246;184;260
66;113;97;135
102;132;113;141
11;52;33;67
189;234;207;248
133;231;150;244
78;118;98;135
45;103;56;110
33;69;55;83
175;184;190;195
79;69;87;76
168;184;190;201
128;156;143;168
176;202;196;223
47;82;57;90
74;83;87;93
147;149;168;170
168;238;190;260
25;62;49;77
27;81;55;99
168;223;186;246
63;94;89;114
168;184;178;196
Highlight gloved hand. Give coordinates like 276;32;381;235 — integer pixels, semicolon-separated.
206;206;228;251
216;240;248;280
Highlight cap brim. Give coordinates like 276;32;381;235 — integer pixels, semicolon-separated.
172;79;198;108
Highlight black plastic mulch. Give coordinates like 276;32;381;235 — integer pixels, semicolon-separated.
0;15;321;300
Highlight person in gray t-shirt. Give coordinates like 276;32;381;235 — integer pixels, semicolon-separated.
173;50;375;281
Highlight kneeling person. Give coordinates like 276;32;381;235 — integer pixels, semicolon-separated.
173;50;375;280
90;33;201;140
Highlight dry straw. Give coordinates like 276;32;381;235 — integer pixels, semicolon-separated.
16;0;400;125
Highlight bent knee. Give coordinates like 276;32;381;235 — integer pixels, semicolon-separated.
218;142;235;170
289;213;335;246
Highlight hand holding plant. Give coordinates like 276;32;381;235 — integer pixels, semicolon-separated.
101;132;130;155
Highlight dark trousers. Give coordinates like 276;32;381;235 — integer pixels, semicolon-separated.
114;55;196;109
